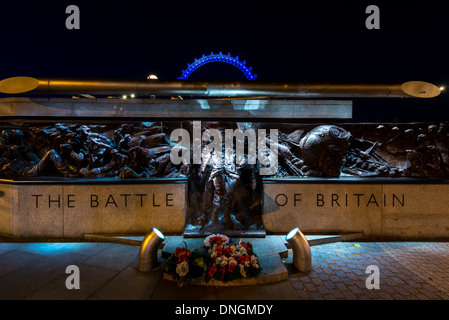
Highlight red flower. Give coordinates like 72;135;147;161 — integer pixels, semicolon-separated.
174;247;191;263
207;264;217;278
224;247;232;256
210;236;223;246
218;266;226;280
247;247;252;254
238;254;251;265
228;261;237;273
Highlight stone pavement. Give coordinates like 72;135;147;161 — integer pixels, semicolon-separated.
0;239;448;300
290;241;449;300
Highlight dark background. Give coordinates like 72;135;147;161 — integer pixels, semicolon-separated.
1;0;449;122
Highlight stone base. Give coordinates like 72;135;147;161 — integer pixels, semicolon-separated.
183;226;266;238
263;177;449;239
0;178;187;239
183;218;266;238
162;254;287;287
160;235;289;287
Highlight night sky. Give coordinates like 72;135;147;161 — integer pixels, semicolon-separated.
1;0;449;122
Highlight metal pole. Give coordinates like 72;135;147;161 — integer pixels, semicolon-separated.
0;76;441;98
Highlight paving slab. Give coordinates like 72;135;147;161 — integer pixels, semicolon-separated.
89;263;161;300
0;252;89;299
23;263;118;300
82;244;139;272
0;250;43;278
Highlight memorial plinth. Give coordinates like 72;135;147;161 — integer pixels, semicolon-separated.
263;177;449;239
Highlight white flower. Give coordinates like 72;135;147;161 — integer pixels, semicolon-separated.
239;264;246;278
176;261;189;277
252;263;259;269
251;255;258;263
244;260;250;267
220;256;228;266
215;256;222;265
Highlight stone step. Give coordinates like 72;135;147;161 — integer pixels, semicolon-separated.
83;232;363;287
83;232;363;248
84;233;145;246
160;235;289;259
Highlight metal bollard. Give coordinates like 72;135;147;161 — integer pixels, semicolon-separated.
138;227;165;272
285;227;312;272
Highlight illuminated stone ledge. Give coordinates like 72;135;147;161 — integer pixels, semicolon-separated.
0;177;187;239
263;177;449;239
0;97;352;119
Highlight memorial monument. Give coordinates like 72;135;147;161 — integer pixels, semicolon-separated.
0;61;446;240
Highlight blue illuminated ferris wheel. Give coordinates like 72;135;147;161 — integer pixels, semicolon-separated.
178;52;257;80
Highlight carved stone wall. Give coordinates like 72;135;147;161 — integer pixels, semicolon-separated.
1;120;448;235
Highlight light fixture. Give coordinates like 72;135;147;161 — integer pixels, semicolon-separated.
440;86;445;91
122;95;127;99
138;227;165;272
130;93;135;98
285;227;312;272
147;74;158;80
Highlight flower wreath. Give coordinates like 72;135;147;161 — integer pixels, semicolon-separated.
160;241;205;287
161;234;262;287
204;234;261;282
